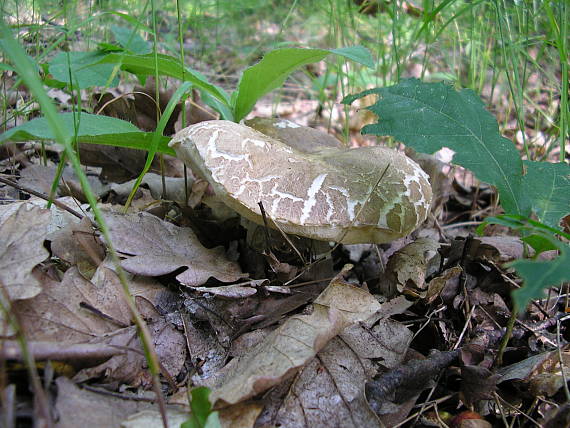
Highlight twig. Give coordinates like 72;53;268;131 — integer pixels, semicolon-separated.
0;175;84;219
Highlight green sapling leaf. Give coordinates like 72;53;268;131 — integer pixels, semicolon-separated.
49;51;119;89
0;113;175;156
98;53;231;106
331;45;375;68
343;79;530;216
111;25;151;54
233;46;374;122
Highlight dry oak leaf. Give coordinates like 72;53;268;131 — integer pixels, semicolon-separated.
0;204;50;302
210;277;383;405
14;264;186;386
105;212;246;286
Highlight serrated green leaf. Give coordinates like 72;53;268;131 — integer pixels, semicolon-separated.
98;53;230;106
111;25;151;54
511;242;570;312
48;51;119;89
343;79;529;216
523;160;570;229
0;112;175;156
233;46;374;122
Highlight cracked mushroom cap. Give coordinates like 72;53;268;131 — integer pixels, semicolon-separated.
169;119;432;244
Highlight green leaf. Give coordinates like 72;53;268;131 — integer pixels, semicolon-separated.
523;160;570;229
48;51;119;89
124;82;193;209
511;242;570;312
343;79;529;216
98;53;230;105
0;62;14;72
521;234;559;255
111;25;151;54
331;45;375;68
181;387;221;428
233;48;329;122
0;113;175;156
233;46;374;122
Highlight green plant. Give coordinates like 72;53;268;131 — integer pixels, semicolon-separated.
343;78;570;312
1;25;372;140
1;26;372;207
181;387;221;428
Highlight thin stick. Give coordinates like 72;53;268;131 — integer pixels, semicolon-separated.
0;176;84;219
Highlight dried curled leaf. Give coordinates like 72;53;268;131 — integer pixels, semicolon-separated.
104;212;246;286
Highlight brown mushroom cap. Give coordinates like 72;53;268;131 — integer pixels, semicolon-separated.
169;119;432;244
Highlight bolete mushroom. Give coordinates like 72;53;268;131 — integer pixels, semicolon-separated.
169;119;432;244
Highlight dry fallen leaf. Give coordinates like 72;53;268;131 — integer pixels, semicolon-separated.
48;216;105;276
210;275;383;405
271;337;383;428
104;212;246;286
0;204;50;304
256;304;412;427
381;237;441;298
13;263;186;386
54;377;152;428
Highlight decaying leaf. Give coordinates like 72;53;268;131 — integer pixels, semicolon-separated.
210;275;383;405
460;365;499;407
54;377;152;428
13;263;186;386
48;216;105;276
104;211;246;286
382;237;441;298
19;164;107;202
271;337;383;428
0;204;50;304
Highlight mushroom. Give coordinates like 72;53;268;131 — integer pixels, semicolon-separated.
169;119;432;244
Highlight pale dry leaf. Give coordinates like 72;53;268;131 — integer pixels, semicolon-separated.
20;164;107;202
121;408;190;428
340;318;413;369
259;318;411;428
15;265;168;342
74;316;186;387
210;278;382;405
272;337;383;428
110;173;193;205
55;377;151;428
382;237;441;298
14;264;186;386
15;267;117;343
48;216;105;274
104;212;246;286
0;197;83;233
0;204;50;302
